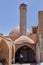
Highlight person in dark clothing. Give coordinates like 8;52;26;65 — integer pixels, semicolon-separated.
20;54;23;64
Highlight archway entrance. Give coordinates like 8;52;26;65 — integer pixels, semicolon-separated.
15;45;36;63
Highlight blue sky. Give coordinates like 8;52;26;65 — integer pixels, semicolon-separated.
0;0;43;35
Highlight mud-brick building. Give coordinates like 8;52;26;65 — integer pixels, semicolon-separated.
0;3;43;65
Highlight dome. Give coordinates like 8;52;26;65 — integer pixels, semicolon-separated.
9;26;20;37
9;26;30;37
9;26;30;39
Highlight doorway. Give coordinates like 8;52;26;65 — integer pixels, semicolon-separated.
15;45;36;63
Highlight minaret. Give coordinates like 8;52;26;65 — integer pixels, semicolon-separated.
36;11;43;63
38;11;43;62
20;3;27;36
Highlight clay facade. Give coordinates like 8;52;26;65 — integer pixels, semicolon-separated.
0;3;43;65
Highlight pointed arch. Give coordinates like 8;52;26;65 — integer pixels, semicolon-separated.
15;45;36;63
0;38;12;65
14;36;35;44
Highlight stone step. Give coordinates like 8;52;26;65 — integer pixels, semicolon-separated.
12;63;36;65
12;63;43;65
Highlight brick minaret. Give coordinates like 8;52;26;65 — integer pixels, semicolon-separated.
20;3;27;36
36;11;43;62
38;11;43;34
38;11;43;62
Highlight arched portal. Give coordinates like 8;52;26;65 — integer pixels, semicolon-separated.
0;39;12;65
15;45;36;63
